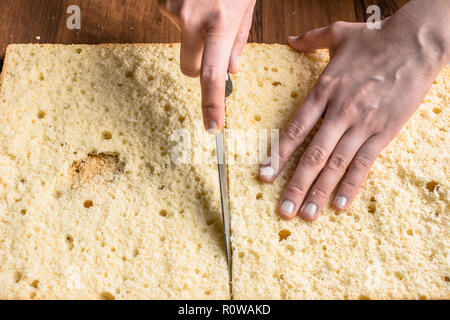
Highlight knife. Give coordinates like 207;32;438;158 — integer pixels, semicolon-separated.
215;73;233;281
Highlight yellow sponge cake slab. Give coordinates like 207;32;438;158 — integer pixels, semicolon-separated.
227;44;449;299
0;43;448;299
0;44;228;299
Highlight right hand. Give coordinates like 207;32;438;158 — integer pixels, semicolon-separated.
158;0;256;133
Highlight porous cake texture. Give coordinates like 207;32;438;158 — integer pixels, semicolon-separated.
228;44;449;299
0;43;448;299
0;44;228;299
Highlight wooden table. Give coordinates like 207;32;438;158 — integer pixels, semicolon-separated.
0;0;408;61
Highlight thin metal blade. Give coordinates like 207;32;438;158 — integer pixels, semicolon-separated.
216;72;233;281
215;131;232;278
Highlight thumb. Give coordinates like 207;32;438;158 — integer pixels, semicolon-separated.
288;26;334;52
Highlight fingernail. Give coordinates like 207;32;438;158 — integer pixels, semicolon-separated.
206;121;219;135
280;200;295;217
302;203;317;220
288;36;299;42
260;166;275;178
335;196;347;209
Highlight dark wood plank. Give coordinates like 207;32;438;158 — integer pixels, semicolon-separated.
0;0;410;59
0;0;180;57
260;0;356;43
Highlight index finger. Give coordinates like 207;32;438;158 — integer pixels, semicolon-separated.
200;31;235;134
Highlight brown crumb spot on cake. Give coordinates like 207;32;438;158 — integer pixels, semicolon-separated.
68;153;123;188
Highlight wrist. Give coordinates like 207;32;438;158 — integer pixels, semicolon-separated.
393;0;450;71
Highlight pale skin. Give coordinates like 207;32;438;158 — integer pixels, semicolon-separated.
159;0;450;221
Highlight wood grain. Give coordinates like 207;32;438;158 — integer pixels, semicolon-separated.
0;0;409;60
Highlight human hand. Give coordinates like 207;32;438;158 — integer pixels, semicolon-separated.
260;0;450;221
158;0;255;133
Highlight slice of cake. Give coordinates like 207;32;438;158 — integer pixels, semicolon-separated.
0;44;229;299
227;44;449;299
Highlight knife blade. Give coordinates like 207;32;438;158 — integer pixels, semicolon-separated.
216;73;233;281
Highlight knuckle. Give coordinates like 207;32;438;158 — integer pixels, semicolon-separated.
302;145;327;167
208;3;227;25
284;120;306;141
352;152;373;170
339;100;356;117
314;76;333;98
202;103;220;112
327;154;347;171
341;179;357;190
285;183;307;197
309;185;329;199
180;64;199;78
201;65;222;83
330;21;346;33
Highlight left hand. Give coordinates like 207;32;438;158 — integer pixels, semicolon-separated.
259;3;450;221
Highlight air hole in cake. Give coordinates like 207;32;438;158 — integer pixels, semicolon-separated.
125;71;133;78
38;73;44;81
286;245;295;255
256;193;263;200
272;81;281;87
133;248;139;257
367;203;376;214
83;200;93;208
164;103;171;112
178;115;186;123
444;276;449;282
419;295;427;300
264;66;268;71
238;252;245;258
206;219;215;226
30;280;40;288
204;290;211;295
76;48;82;54
291;91;299;98
20;209;26;215
14;271;22;283
426;181;439;192
278;229;291;241
148;75;154;81
407;229;413;236
272;67;278;72
101;131;112;140
65;235;74;250
255;115;261;121
146;163;155;174
159;209;168;217
100;292;115;300
432;108;441;114
37;110;46;119
370;196;376;202
358;295;370;300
